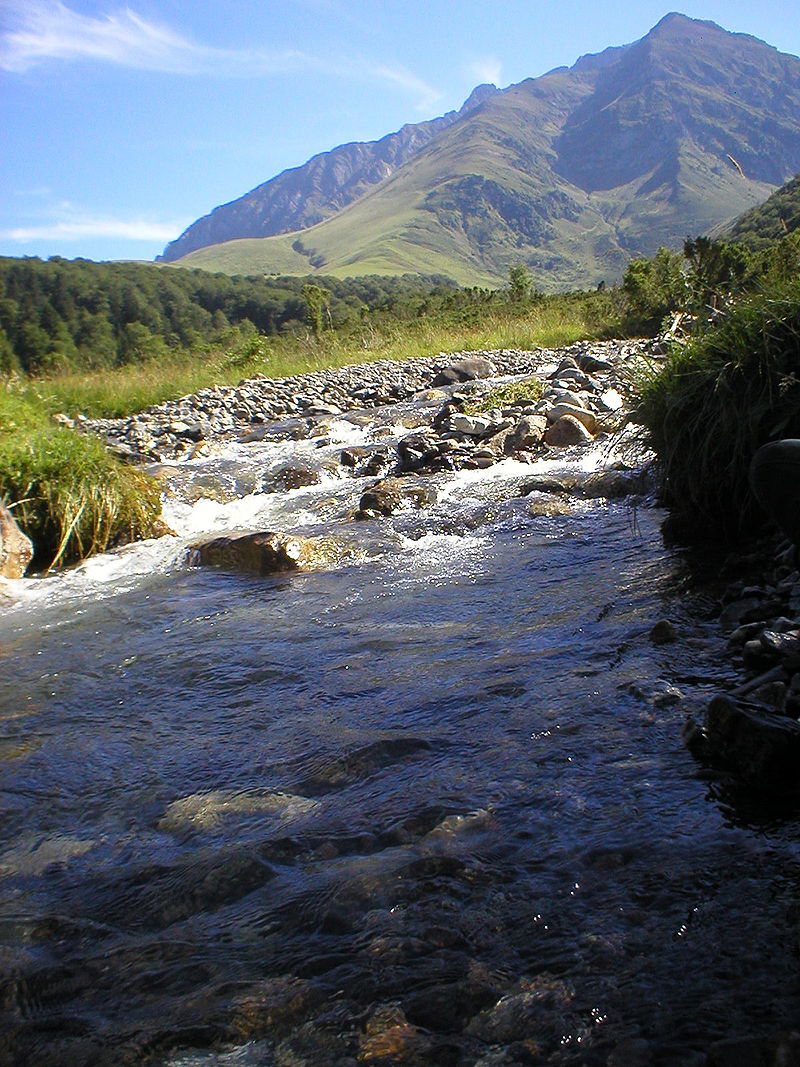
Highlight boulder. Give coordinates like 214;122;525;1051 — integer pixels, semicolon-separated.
448;412;496;436
546;403;598;434
430;357;496;386
262;461;326;493
188;531;342;575
0;503;33;578
576;467;652;498
575;352;614;374
544;414;594;447
701;694;800;793
504;414;548;453
356;477;437;519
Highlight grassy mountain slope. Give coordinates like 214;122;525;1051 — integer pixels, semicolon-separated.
719;174;800;248
171;14;800;288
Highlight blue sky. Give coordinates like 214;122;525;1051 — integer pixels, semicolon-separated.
2;0;800;264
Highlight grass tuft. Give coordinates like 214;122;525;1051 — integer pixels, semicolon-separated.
0;388;163;571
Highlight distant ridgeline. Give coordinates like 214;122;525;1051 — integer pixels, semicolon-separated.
0;257;453;376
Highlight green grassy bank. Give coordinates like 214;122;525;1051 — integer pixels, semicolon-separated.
635;280;800;540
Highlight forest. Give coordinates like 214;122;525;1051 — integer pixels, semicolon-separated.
0;258;456;376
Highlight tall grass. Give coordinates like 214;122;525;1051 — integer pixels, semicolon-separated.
635;281;800;539
0;388;162;571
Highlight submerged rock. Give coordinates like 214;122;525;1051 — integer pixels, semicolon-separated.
357;477;437;520
158;789;317;832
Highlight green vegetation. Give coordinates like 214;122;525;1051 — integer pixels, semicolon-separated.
464;376;544;414
620;232;800;335
635;279;800;539
0;256;455;376
723;174;800;250
0;387;163;571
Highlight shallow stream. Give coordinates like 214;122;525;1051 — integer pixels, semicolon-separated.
2;390;800;1065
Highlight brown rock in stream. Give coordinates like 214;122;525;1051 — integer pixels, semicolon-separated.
188;531;346;575
0;502;33;578
544;414;594;447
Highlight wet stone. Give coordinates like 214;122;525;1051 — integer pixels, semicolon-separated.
232;976;319;1040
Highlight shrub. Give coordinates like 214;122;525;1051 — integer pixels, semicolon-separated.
464;376;544;413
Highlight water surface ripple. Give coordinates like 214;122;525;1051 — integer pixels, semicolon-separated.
1;435;799;1065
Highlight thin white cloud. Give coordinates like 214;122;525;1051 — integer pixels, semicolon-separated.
0;1;312;76
2;209;189;244
0;1;444;111
370;63;443;113
467;56;503;86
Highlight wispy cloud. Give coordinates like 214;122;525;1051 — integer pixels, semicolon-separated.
370;64;443;113
0;1;305;75
2;205;189;244
0;1;443;110
467;56;503;86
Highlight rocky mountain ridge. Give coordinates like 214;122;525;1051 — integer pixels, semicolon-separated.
161;14;800;288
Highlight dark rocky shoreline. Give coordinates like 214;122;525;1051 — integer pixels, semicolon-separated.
684;534;800;797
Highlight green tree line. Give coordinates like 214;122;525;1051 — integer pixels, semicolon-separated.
0;257;456;376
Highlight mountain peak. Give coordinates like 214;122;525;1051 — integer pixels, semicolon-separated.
460;83;501;114
161;16;800;288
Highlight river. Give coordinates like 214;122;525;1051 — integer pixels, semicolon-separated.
1;369;800;1066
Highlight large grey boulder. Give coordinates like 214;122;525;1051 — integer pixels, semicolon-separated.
0;503;33;578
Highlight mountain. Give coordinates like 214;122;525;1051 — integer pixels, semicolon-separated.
719;173;800;248
159;85;499;263
160;14;800;289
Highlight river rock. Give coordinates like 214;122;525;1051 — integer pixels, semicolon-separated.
262;460;329;493
158;789;317;832
546;403;598;434
356;477;437;519
575;467;652;498
448;412;496;436
504;414;548;453
359;1005;431;1063
544;414;594;447
188;531;344;574
0;502;33;578
649;619;678;644
701;694;800;793
430;356;496;386
232;976;320;1040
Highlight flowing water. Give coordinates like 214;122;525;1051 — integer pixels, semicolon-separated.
2;396;800;1066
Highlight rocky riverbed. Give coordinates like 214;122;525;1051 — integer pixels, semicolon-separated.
78;340;648;465
80;335;800;806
